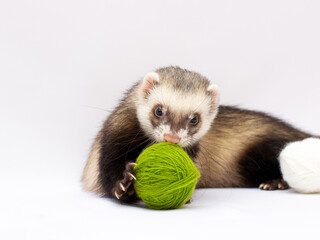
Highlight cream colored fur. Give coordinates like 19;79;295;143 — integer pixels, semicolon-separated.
81;132;104;195
136;72;219;147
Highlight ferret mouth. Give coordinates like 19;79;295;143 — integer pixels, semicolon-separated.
151;132;190;148
155;139;188;148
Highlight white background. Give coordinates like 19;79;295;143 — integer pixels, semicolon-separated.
1;0;320;239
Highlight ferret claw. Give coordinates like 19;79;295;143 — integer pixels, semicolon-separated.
128;173;136;180
115;191;120;200
259;179;289;191
263;184;269;190
128;162;137;169
120;183;125;191
277;181;289;190
114;162;137;200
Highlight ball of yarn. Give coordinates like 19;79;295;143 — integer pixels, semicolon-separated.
134;142;200;210
280;137;320;193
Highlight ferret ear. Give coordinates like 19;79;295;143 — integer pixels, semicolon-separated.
207;84;220;109
142;72;160;97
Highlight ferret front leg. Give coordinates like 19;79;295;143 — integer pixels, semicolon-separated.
259;179;289;190
113;162;137;200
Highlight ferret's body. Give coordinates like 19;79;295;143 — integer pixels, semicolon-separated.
195;106;309;188
82;66;313;202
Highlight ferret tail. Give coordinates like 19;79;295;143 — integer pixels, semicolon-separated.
279;137;320;193
81;131;104;196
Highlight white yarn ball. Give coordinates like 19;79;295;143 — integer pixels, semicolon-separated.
279;138;320;193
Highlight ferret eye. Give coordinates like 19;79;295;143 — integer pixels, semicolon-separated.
190;115;199;126
154;107;163;117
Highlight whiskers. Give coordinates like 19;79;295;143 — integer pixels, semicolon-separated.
85;105;113;114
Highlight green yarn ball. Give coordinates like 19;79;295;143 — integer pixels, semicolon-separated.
134;142;200;210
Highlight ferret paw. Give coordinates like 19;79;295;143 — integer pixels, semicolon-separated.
259;179;289;191
114;162;137;200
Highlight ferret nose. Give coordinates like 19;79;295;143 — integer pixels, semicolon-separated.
164;134;181;144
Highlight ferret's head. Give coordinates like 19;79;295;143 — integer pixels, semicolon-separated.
136;67;219;148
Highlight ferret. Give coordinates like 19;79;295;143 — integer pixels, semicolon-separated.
81;66;313;203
